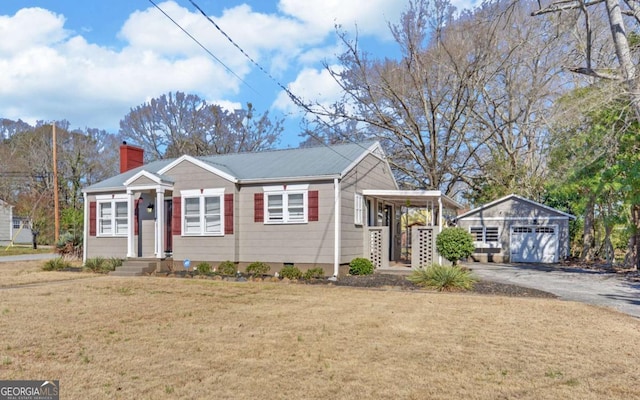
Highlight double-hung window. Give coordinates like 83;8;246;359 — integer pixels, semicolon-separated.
354;193;364;226
181;189;224;236
264;185;308;224
96;194;128;236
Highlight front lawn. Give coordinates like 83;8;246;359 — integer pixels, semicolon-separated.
0;245;54;257
0;275;638;399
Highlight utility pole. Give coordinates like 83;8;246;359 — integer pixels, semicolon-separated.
52;123;59;243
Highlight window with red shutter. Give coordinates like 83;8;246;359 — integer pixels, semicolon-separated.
89;201;96;236
254;193;264;222
224;193;234;234
172;197;181;235
308;190;319;222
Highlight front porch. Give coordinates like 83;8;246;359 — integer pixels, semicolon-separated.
361;190;462;270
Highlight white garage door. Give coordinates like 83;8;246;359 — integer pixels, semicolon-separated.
510;226;558;263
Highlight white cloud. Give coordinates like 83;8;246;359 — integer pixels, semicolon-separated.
0;7;69;54
272;66;344;116
278;0;409;41
0;0;483;138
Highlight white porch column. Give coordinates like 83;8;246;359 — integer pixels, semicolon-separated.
333;178;341;277
155;189;165;258
82;193;88;263
127;190;135;258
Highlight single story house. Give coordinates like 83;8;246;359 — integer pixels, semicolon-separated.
0;199;32;245
454;194;575;263
82;142;462;276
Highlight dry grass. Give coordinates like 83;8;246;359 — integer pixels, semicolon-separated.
0;272;639;399
1;245;54;256
0;260;98;287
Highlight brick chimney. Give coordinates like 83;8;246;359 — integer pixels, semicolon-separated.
119;142;144;173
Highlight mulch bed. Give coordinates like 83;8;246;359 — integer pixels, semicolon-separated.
166;271;556;298
330;273;557;298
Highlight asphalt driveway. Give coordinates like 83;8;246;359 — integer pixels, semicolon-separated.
0;253;58;263
466;262;640;319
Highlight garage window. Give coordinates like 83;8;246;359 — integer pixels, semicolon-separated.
470;226;499;243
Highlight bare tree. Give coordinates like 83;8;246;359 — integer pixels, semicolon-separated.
119;92;283;160
304;0;497;195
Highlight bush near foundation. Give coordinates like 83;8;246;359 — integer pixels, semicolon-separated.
196;262;212;274
435;227;475;265
246;261;270;276
218;261;237;276
349;258;374;275
279;265;302;279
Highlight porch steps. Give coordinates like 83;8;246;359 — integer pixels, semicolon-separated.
110;260;157;277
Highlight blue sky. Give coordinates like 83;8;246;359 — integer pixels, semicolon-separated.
0;0;480;147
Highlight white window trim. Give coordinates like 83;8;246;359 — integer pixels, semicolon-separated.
181;188;225;236
96;194;129;237
263;185;309;224
354;193;364;226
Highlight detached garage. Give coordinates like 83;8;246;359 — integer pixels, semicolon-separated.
455;194;575;263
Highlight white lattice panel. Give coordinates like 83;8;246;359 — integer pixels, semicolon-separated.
368;229;384;269
412;227;434;268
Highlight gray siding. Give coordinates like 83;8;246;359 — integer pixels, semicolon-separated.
167;160;237;262
457;197;572;262
86;193;128;259
86;236;128;258
237;182;335;265
340;154;397;263
129;175;157;186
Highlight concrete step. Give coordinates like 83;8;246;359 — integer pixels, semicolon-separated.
109;260;157;277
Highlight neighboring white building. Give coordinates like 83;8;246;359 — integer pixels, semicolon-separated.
0;199;32;245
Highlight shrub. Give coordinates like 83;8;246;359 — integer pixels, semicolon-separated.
196;262;212;274
279;265;302;279
84;256;106;273
83;256;119;273
106;257;123;271
436;227;475;265
407;264;477;291
303;267;325;280
218;261;237;276
349;258;374;275
42;257;71;271
55;231;83;258
246;261;270;276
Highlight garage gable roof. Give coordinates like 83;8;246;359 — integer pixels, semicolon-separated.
456;194;576;220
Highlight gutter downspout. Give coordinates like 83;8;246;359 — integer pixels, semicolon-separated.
333;178;341;278
83;192;88;264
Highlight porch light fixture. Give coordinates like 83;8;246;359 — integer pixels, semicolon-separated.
147;203;154;214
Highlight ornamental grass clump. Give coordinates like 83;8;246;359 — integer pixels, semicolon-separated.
407;264;477;292
42;257;72;271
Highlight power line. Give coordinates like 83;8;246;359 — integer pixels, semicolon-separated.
186;0;377;159
186;0;308;110
147;0;257;94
